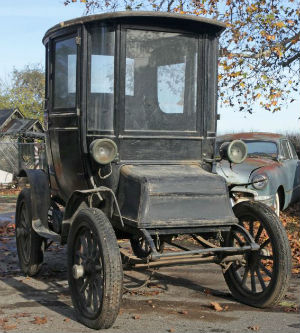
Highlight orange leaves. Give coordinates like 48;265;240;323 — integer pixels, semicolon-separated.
210;302;223;312
275;21;285;29
280;202;300;274
246;4;258;13
31;316;47;325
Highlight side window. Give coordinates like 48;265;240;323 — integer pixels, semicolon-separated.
280;140;291;160
53;36;77;109
87;26;115;131
288;141;298;159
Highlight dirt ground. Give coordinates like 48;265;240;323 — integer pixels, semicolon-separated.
0;195;299;333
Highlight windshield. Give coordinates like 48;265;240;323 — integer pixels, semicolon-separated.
245;141;278;158
124;29;198;132
216;140;278;158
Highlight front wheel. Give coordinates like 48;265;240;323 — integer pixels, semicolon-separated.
224;201;291;308
67;208;123;330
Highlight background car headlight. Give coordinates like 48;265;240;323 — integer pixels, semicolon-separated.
252;174;268;190
90;139;118;165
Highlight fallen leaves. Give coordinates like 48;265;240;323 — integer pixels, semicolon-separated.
178;310;188;315
280;202;300;274
210;302;223;312
2;324;17;331
0;222;15;237
31;316;47;325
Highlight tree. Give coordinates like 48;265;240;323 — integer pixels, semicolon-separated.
0;64;45;120
65;0;300;113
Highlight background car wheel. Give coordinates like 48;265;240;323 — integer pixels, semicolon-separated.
68;208;123;330
224;201;291;308
273;192;280;216
15;188;44;276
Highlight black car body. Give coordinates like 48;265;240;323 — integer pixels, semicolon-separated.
14;12;291;330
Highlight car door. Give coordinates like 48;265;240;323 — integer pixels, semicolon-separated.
46;29;88;202
279;139;298;206
287;140;300;203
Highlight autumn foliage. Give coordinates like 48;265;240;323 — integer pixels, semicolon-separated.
65;0;300;114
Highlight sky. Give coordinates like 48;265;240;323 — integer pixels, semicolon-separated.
0;0;299;134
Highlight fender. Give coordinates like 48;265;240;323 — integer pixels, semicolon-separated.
18;169;50;229
17;169;60;242
61;186;124;244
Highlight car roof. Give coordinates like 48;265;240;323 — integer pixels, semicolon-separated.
43;11;226;43
217;132;285;142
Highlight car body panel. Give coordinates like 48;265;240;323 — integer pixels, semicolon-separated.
216;132;300;211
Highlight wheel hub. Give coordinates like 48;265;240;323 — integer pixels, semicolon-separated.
72;264;85;279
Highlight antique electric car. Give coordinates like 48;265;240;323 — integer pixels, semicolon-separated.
15;12;291;330
216;133;300;216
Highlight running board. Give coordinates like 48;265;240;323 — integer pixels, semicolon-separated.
32;219;61;242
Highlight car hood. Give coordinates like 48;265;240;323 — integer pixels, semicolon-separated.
215;157;277;185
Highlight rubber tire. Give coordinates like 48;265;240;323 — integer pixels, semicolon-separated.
224;201;291;308
15;188;44;276
67;208;123;330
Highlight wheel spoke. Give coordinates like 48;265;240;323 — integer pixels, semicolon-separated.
76;250;87;261
256;267;266;290
241;266;250;287
92;234;98;257
80;235;89;256
249;222;254;237
260;238;270;249
86;283;93;308
259;254;273;260
233;234;244;246
95;277;103;303
250;269;257;293
80;277;90;293
85;231;93;257
259;262;272;278
254;225;263;242
92;281;98;311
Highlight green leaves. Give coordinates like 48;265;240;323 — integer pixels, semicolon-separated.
0;64;44;121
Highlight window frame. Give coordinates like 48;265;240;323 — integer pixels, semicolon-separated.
118;25;204;138
287;140;298;160
280;139;292;160
86;23;117;135
50;30;80;114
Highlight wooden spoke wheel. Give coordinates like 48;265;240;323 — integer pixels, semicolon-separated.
68;208;123;329
224;201;291;308
15;188;44;276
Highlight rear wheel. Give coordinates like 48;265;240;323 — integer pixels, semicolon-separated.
15;188;44;276
224;201;291;308
68;208;123;329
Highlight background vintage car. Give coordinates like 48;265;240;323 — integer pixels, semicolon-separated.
215;132;300;215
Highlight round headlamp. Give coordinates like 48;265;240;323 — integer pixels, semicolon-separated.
219;140;248;164
90;139;118;165
252;174;268;190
